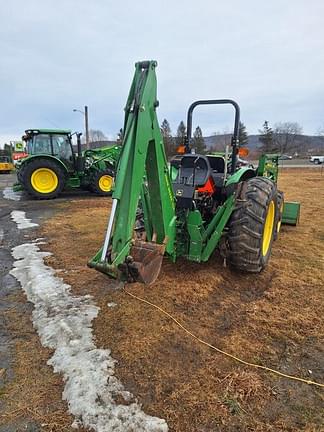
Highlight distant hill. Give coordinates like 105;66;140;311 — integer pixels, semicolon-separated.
203;133;324;156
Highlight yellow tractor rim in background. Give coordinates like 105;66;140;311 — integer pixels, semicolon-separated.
31;168;58;194
262;200;275;256
99;175;113;192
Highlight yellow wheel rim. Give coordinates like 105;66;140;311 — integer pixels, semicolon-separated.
31;168;58;194
98;175;113;192
262;200;275;256
277;200;284;233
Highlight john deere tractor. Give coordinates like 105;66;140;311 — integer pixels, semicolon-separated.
89;60;300;284
15;129;121;199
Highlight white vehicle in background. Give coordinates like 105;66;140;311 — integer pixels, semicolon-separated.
309;155;324;164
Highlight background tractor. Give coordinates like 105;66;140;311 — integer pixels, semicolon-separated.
89;60;300;284
15;129;121;199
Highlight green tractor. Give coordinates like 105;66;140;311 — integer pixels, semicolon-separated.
15;129;121;199
89;60;300;284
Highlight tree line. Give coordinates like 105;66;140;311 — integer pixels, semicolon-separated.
161;119;319;158
52;119;321;158
161;119;249;159
96;118;320;158
258;121;306;154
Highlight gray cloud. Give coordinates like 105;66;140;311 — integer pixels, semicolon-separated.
1;0;324;146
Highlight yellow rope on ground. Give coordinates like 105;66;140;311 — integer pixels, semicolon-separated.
124;288;324;389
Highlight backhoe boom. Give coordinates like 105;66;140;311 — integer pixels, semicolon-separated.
88;61;176;283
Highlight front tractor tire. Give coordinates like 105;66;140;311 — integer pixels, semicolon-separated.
21;158;65;199
90;169;114;196
228;176;278;272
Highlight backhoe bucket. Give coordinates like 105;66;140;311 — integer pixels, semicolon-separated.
125;240;165;284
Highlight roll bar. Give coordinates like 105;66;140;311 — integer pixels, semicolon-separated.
185;99;240;174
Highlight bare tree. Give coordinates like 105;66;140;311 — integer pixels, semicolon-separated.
88;129;107;143
211;128;232;152
317;126;324;136
273;122;303;154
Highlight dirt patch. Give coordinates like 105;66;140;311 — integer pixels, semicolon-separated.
3;170;324;431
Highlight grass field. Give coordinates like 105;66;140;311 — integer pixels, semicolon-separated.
1;168;323;431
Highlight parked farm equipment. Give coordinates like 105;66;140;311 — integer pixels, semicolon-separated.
0;155;14;174
89;60;300;284
15;129;121;199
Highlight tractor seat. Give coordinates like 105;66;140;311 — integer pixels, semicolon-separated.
176;155;210;187
207;155;225;173
207;156;226;187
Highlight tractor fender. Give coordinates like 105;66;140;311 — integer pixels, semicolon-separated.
18;154;69;176
224;167;256;196
225;167;256;187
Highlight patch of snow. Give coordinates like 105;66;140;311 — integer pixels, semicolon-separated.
11;210;38;229
107;302;118;308
10;242;168;432
0;228;4;242
3;187;22;201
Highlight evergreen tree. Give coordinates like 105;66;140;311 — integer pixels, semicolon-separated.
258;121;274;152
160;119;175;158
192;126;206;154
176;121;186;148
238;121;248;146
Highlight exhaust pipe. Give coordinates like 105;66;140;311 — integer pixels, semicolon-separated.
76;133;84;171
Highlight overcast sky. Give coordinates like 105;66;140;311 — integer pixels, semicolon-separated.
1;0;323;146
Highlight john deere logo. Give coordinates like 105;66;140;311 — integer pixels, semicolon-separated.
14;142;23;151
176;189;183;196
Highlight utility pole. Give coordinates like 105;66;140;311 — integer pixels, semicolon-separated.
84;105;90;150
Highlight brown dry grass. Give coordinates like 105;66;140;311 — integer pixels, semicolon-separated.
2;169;324;431
0;290;85;432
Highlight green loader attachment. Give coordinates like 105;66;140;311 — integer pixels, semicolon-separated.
89;60;300;284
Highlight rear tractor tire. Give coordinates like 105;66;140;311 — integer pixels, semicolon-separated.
228;176;278;272
90;169;114;196
21;158;65;199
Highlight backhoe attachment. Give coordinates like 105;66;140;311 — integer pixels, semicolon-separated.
88;61;176;284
